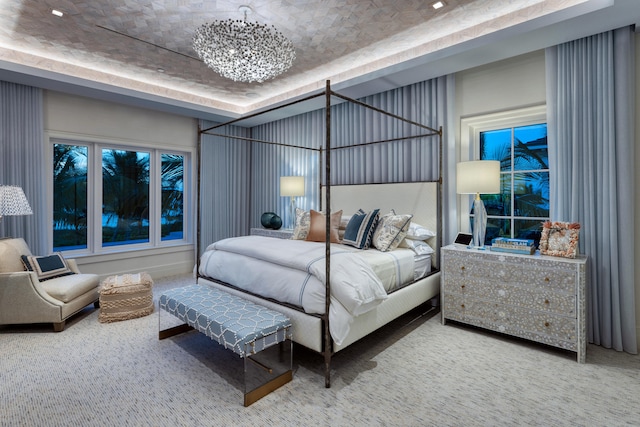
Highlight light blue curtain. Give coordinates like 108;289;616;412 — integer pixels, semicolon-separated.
545;27;636;353
330;78;445;184
198;121;251;253
251;112;323;229
0;81;46;254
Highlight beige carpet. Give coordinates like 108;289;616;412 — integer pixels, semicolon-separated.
2;273;639;427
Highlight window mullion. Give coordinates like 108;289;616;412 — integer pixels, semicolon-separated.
149;150;159;246
93;144;103;252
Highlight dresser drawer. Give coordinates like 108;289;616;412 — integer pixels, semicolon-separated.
442;254;576;294
443;294;577;351
442;279;576;317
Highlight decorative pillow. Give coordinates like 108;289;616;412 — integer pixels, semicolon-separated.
343;209;380;249
399;238;435;255
405;222;437;241
338;215;351;240
291;208;311;240
22;253;75;281
306;210;343;243
372;212;413;252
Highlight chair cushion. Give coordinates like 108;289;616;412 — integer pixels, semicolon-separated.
41;274;100;303
0;238;32;273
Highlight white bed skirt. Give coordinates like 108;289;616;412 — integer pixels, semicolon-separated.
198;271;440;353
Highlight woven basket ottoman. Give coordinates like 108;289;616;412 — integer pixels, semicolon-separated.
99;272;154;323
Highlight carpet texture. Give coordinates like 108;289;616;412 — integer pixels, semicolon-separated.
2;273;640;426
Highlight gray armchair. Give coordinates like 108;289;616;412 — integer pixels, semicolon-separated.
0;238;100;331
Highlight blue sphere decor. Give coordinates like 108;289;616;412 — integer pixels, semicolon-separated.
261;212;276;228
269;214;283;230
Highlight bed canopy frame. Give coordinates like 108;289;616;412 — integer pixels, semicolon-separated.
197;80;443;387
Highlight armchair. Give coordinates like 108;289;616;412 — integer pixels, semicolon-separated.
0;238;100;331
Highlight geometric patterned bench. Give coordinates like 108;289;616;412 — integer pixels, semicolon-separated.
158;284;293;406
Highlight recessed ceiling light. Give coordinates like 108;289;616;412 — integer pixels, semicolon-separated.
51;9;64;17
157;68;165;73
432;1;445;9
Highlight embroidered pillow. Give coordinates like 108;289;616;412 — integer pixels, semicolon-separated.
338;215;351;240
372;212;413;252
306;210;343;243
291;208;311;240
343;209;380;249
22;253;75;281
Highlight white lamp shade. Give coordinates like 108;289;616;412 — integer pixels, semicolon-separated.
0;185;33;216
280;176;305;197
456;160;501;194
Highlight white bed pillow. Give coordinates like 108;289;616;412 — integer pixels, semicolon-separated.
405;222;437;241
398;238;435;255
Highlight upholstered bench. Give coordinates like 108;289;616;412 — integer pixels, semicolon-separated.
158;284;293;406
98;273;154;323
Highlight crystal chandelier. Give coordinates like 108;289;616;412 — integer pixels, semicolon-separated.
193;6;295;83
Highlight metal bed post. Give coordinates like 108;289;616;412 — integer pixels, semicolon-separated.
196;123;202;282
323;80;332;388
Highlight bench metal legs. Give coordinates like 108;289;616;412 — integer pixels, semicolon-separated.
243;336;293;407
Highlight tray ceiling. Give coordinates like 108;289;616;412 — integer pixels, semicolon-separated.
1;0;638;121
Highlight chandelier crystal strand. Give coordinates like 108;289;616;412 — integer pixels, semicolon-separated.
193;10;295;83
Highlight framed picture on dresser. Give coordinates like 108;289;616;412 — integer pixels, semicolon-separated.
539;221;580;258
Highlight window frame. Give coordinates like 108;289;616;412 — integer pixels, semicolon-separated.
458;105;548;239
48;134;193;256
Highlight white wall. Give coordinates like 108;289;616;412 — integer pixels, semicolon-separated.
43;91;198;280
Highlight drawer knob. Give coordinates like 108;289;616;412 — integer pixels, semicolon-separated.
461;266;466;271
544;299;550;305
544;277;550;282
461;284;466;289
461;304;465;309
544;321;550;327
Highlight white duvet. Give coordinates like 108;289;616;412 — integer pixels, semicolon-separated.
198;236;394;345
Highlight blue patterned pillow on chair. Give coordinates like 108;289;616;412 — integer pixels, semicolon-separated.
343;209;380;249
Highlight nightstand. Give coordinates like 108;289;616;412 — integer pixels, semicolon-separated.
250;228;293;239
441;245;587;363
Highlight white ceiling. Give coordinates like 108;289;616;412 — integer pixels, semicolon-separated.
0;0;638;125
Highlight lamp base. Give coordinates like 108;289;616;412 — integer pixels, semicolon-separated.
289;197;297;229
473;195;487;248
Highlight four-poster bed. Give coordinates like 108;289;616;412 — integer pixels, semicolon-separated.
196;81;443;387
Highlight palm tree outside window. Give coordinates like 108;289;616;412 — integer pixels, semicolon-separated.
52;140;188;252
475;123;550;247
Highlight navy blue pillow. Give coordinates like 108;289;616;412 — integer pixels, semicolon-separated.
343;209;380;249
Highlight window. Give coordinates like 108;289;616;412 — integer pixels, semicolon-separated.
52;140;189;253
479;124;549;246
460;106;550;247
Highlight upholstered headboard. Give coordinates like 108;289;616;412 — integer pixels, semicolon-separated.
322;182;440;267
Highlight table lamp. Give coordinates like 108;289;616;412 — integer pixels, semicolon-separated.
0;185;33;223
280;176;304;229
456;161;500;248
